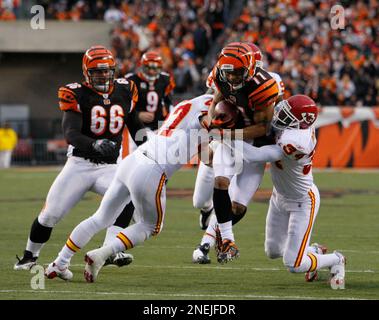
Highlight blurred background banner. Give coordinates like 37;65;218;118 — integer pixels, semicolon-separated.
315;107;379;168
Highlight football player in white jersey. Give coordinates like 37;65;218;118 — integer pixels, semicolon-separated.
44;94;214;282
215;95;345;289
192;42;285;263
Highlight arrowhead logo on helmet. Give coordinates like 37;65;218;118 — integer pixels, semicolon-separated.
272;95;318;130
302;112;316;124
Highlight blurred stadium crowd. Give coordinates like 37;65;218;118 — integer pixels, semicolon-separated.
1;0;378;106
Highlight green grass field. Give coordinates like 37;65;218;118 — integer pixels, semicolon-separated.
0;167;379;300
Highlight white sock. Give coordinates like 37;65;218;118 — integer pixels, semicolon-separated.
314;253;340;269
296;252;341;273
26;239;45;257
108;236;129;254
54;216;102;268
218;221;234;242
201;214;218;247
55;244;76;268
103;225;124;246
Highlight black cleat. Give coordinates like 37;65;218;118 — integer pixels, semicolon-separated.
14;250;37;270
104;252;134;267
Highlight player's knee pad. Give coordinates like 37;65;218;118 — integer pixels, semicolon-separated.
37;210;63;228
193;195;212;210
265;242;283;260
193;192;205;209
214;176;230;190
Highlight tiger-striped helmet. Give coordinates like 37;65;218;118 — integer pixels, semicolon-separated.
82;45;116;93
216;42;256;90
140;51;163;81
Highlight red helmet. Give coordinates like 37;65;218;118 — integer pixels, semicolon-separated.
247;43;263;68
140;51;163;81
272;95;318;130
82;45;116;93
216;42;256;91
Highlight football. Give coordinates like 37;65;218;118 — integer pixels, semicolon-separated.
211;100;239;129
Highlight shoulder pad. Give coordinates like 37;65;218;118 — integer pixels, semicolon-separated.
268;71;285;96
115;78;129;85
58;85;80;113
278;129;312;160
124;73;135;79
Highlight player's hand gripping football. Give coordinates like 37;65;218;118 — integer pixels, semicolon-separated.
210;100;239;129
92;139;117;157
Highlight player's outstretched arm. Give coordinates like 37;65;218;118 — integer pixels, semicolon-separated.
62;110;95;152
243;144;283;163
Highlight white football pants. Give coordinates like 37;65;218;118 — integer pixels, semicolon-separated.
265;184;321;272
38;156;118;227
65;150;167;252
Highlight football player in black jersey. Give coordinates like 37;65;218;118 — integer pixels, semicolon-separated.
193;42;280;264
125;51;175;132
14;45;145;272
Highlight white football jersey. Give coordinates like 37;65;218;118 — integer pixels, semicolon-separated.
268;71;285;96
270;127;316;200
139;94;212;178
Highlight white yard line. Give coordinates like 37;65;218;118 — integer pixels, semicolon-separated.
0;289;367;300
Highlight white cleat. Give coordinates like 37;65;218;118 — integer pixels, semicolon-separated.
305;243;328;282
45;262;73;281
192;243;211;264
84;249;107;283
330;251;346;290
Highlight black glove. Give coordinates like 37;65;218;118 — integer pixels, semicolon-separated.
92;139;117;157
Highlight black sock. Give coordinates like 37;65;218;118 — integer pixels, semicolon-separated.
213;188;232;224
29;218;52;243
232;208;246;225
113;201;135;228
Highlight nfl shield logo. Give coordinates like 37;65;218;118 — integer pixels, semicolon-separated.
103;94;110;105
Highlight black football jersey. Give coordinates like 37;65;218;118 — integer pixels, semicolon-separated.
125;72;175;131
212;66;279;146
213;67;278;116
58;78;139;163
